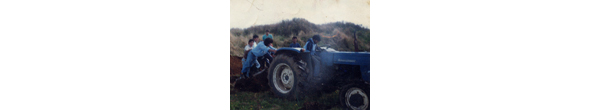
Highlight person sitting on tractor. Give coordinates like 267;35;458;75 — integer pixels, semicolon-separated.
302;35;322;76
289;36;301;48
303;35;321;55
241;38;277;78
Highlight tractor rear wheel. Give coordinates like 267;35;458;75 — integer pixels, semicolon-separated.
268;55;304;100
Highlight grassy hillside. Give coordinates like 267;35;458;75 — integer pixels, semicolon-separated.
230;18;370;57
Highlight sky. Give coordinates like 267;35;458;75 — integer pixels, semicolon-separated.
230;0;370;29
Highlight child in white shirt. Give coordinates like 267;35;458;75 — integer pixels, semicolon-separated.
242;39;254;63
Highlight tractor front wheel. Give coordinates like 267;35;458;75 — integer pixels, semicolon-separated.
339;83;370;110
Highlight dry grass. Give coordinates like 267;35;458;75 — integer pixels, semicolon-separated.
230;18;369;57
230;30;369;57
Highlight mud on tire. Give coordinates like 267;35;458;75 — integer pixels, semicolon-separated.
268;55;305;100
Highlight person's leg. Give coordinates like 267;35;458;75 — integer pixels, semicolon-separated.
264;53;273;68
303;54;313;77
241;53;256;77
254;59;260;69
257;56;265;69
311;56;321;77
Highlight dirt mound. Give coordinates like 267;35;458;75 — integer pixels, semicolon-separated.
230;55;270;92
232;72;270;92
230;56;243;76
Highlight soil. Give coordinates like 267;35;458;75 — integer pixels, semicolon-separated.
230;55;270;92
230;56;243;76
232;72;270;92
299;101;333;110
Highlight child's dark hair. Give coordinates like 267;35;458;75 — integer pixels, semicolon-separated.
312;35;321;41
264;38;274;46
292;37;297;39
248;39;254;43
253;34;259;39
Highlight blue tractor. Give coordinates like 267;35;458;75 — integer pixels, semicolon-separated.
268;45;370;110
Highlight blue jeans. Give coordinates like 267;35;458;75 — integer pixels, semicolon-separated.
242;58;260;69
241;52;258;77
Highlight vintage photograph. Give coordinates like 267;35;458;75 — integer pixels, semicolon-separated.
4;0;599;110
230;0;370;109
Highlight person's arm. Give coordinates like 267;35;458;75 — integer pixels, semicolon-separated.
269;46;276;50
303;42;311;52
243;49;250;59
268;45;277;52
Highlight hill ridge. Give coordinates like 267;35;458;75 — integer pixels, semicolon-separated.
230;18;369;57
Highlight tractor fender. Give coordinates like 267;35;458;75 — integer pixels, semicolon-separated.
274;47;303;56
